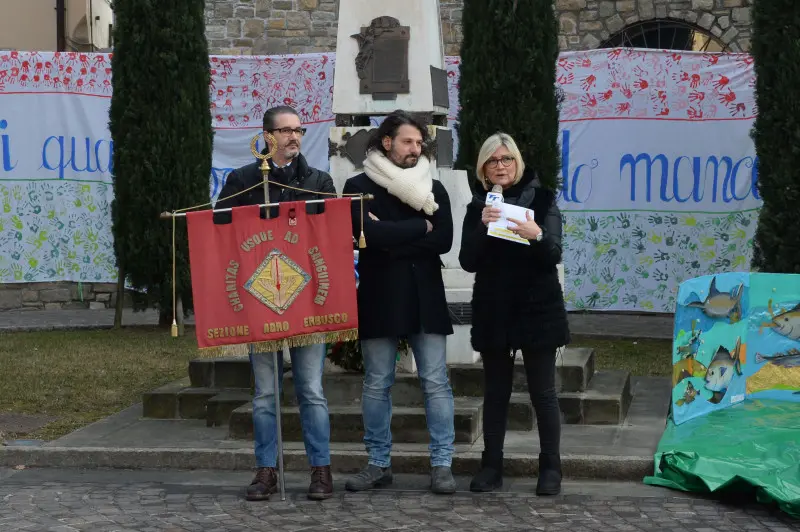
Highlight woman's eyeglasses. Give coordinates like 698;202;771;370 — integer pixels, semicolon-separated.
485;156;515;169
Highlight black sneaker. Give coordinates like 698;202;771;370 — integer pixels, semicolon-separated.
345;464;393;492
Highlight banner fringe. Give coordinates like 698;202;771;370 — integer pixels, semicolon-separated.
194;329;360;359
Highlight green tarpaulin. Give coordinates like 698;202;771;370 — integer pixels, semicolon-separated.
644;399;800;517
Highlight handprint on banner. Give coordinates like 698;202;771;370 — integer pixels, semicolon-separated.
713;75;730;90
730;102;747;116
557;72;575;85
581;93;598;107
687;106;703;119
718;88;736;104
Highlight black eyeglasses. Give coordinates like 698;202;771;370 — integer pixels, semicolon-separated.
485;155;515;169
268;127;307;137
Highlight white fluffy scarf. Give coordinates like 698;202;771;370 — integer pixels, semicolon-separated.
363;151;439;215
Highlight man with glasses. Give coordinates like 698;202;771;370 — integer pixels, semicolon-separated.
215;105;336;502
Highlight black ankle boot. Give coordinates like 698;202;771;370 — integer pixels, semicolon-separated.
536;453;562;496
470;450;503;492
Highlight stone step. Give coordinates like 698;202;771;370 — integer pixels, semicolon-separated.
508;393;535;431
188;355;292;389
228;397;484;444
448;347;596;396
177;388;223;420
142;379;190;419
141;381;251;421
558;370;633;425
556;348;595;393
206;390;252;427
506;368;631;427
188;358;253;389
282;370;443;407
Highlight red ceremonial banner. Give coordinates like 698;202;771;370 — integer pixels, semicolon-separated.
185;199;358;354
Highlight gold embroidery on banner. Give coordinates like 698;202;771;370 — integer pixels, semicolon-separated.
240;231;275;252
196;328;360;358
307;246;331;306
303;313;349;327
207;325;250;339
244;249;311;315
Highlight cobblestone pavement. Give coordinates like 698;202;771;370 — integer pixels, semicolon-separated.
0;469;796;531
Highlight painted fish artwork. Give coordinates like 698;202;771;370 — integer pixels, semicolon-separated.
759;300;800;342
676;320;701;359
755;349;800;368
704;337;744;404
672;354;707;388
685;276;744;323
675;381;698;406
672;273;800;425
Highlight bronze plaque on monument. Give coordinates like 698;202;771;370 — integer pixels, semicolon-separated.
352;16;410;100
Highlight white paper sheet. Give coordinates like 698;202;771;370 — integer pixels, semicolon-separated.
487;203;535;245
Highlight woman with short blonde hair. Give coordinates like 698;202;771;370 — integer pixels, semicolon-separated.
475;133;526;189
459;132;570;496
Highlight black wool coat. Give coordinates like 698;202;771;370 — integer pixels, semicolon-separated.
459;170;570;354
343;172;454;340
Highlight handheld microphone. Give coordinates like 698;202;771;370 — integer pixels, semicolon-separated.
486;184;504;207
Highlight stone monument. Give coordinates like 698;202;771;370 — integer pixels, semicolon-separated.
328;0;479;367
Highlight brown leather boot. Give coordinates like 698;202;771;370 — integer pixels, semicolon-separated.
307;465;333;500
245;467;277;501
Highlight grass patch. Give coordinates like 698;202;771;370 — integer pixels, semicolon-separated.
0;327;673;441
570;335;672;377
0;326;198;441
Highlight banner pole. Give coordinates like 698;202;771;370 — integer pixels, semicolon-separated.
274;346;286;501
159;195;373;219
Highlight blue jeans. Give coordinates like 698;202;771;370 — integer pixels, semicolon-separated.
361;333;455;468
250;343;330;468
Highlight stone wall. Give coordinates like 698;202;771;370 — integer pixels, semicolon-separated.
203;0;751;56
203;0;465;55
556;0;752;52
0;282;131;312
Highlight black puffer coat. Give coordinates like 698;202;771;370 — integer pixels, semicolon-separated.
459;170;570;354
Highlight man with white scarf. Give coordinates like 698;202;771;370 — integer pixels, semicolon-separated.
342;110;457;494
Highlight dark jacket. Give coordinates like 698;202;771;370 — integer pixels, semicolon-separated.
214;152;335;221
459;170;570;354
343;171;454;340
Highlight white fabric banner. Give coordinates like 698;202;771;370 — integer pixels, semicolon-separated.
553;50;759;311
0;49;760;312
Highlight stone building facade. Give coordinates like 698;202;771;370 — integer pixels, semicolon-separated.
0;0;754;312
204;0;753;56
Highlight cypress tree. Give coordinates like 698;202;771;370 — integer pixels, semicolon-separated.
751;2;800;273
454;0;561;191
109;0;213;322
